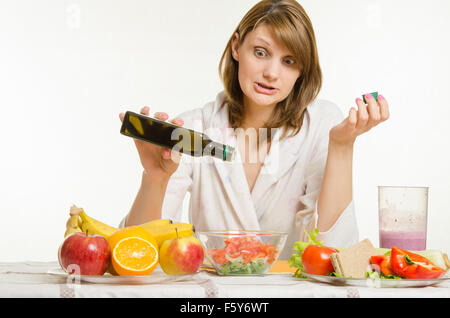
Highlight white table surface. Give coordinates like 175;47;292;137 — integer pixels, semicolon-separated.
1;261;449;298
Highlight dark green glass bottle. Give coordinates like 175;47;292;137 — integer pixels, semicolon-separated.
120;111;236;161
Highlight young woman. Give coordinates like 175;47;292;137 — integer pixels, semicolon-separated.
118;0;389;259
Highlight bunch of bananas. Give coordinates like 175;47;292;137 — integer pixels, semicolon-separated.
64;205;195;247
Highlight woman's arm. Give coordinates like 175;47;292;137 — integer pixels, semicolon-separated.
118;106;186;227
125;171;170;227
317;141;354;232
317;94;389;232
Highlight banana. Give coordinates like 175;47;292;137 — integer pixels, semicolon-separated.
146;223;195;247
64;215;82;238
140;218;172;232
79;210;118;238
77;216;83;229
70;204;83;216
72;204;192;246
65;214;79;228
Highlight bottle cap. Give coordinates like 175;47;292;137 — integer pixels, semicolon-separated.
223;145;236;162
205;142;236;161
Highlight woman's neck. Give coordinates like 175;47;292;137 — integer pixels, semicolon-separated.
240;96;276;131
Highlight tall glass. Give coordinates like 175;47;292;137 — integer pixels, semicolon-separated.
378;186;428;251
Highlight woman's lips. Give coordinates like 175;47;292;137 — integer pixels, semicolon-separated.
254;82;278;95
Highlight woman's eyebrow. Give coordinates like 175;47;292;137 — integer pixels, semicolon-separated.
254;37;272;46
254;37;294;58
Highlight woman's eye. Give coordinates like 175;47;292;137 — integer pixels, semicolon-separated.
255;49;266;57
284;58;296;65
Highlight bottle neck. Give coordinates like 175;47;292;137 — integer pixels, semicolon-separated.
204;141;236;161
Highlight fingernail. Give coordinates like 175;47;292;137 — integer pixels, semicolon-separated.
177;119;184;125
365;94;372;100
156;112;168;119
378;94;384;101
356;98;363;103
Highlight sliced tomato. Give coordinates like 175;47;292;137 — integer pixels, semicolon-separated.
208;249;227;265
211;236;278;265
264;243;277;263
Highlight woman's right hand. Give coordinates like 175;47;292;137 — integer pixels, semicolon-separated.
119;106;184;182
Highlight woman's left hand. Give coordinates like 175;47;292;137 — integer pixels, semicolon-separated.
329;93;390;146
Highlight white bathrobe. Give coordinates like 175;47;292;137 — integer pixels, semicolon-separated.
120;91;359;260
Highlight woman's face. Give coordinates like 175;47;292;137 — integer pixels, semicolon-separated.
231;24;301;110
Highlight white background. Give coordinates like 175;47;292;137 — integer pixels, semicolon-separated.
1;0;449;262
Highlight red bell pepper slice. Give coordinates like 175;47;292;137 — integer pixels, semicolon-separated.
370;255;395;276
390;246;446;279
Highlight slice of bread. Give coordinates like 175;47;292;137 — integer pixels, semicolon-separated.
444;253;450;270
330;239;380;278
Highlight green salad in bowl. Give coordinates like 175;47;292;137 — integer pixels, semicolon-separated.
197;230;287;275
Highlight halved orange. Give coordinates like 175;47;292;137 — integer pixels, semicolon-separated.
108;226;159;276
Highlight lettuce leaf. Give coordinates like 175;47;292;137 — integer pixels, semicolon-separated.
288;228;323;278
365;271;402;280
327;272;344;278
217;258;269;275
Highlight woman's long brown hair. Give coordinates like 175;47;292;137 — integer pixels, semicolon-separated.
219;0;322;140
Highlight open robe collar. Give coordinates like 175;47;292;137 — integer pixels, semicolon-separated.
202;91;308;227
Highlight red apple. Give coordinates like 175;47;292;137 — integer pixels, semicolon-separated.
58;231;111;276
159;235;204;275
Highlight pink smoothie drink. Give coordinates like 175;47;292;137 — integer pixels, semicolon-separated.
379;230;426;250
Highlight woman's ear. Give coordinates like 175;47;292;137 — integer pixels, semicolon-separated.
231;32;240;62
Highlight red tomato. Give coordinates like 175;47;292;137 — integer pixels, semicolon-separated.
301;245;338;275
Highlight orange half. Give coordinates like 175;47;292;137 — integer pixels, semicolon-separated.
112;237;158;276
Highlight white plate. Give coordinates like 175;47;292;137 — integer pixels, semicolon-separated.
301;271;450;288
47;267;198;284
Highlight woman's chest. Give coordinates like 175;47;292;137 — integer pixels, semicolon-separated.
236;135;271;194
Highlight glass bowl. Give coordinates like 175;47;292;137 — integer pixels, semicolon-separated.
197;230;288;276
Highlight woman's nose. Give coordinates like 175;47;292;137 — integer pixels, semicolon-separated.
262;60;280;82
